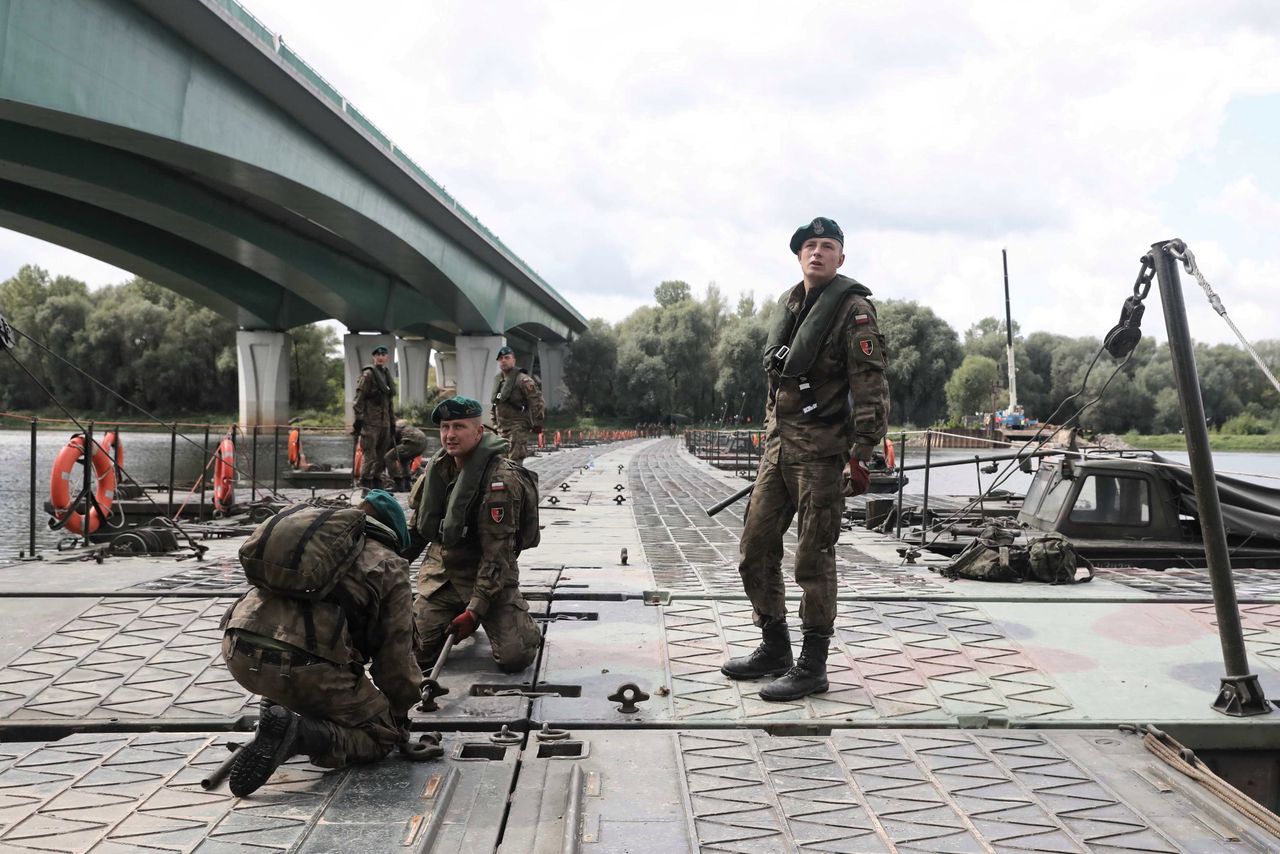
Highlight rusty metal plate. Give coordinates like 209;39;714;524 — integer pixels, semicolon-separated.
534;599;1073;725
0;732;515;853
506;728;1273;853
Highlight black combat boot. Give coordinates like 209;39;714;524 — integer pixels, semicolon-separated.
720;616;793;680
230;705;299;797
759;632;829;701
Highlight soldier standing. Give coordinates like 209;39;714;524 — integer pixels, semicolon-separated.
408;396;542;674
221;490;421;796
353;344;396;491
384;419;429;493
491;345;544;463
721;217;890;701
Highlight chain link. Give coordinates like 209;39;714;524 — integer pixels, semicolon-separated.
1165;241;1280;397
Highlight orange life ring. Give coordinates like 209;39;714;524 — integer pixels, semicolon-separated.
213;434;236;512
884;438;896;470
103;430;124;475
287;428;302;468
49;435;117;535
410;454;423;474
353;442;364;478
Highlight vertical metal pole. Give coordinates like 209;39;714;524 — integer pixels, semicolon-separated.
250;425;259;503
1150;240;1265;714
166;424;177;518
974;457;985;518
28;418;37;557
199;425;210;523
921;430;933;530
83;422;93;547
894;432;907;539
272;425;280;496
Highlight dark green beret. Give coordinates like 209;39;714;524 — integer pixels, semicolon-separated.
789;217;844;254
496;345;514;359
371;345;390;355
431;395;483;424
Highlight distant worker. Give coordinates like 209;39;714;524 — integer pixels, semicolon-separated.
384;419;429;493
408;396;542;674
490;345;544;463
721;217;890;701
353;344;396;491
221;491;421;797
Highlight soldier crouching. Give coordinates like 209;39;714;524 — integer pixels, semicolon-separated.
407;395;543;674
221;490;421;796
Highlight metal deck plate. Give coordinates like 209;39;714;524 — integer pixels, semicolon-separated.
505;728;1279;852
0;732;515;853
0;596;540;726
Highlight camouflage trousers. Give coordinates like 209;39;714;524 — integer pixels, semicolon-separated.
737;453;843;635
414;583;541;674
222;633;403;768
382;446;418;480
359;425;393;485
497;424;532;463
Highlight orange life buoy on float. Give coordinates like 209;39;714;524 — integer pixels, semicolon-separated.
287;428;302;469
410;454;423;474
213;433;236;513
49;435;117;536
103;430;124;477
883;438;896;470
353;443;364;477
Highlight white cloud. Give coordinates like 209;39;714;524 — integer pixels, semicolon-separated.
4;0;1280;350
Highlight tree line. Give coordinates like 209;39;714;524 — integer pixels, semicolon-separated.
565;281;1280;435
0;265;342;417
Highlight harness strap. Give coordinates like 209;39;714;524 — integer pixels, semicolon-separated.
287;508;337;570
252;503;309;561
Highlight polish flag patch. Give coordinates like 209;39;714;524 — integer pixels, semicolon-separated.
854;313;871;325
489;481;506;492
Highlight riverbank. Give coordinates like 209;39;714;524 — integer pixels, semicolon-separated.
1122;432;1280;452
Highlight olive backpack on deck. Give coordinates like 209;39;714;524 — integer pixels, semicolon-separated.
938;525;1093;584
238;503;366;600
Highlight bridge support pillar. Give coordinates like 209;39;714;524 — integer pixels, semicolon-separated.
396;338;432;410
537;341;568;412
343;332;396;428
454;334;505;423
435;350;457;392
236;330;291;428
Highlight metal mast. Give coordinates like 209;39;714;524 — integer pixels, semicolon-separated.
1003;249;1017;410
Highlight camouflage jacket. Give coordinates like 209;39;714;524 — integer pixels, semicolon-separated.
354;365;396;428
412;452;532;616
764;277;890;463
396;425;429;456
491;369;544;429
223;538;423;716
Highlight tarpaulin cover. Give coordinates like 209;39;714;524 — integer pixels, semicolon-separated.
1153;454;1280;546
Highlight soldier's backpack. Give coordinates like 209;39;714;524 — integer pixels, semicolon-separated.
939;525;1028;582
239;504;367;600
505;463;541;552
1026;532;1094;584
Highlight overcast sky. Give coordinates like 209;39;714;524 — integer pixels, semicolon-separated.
4;0;1280;346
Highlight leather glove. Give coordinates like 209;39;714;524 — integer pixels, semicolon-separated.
352;419;365;435
847;459;871;496
448;609;479;641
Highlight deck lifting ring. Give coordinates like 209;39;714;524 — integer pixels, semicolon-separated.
560;482;570;491
490;725;522;745
613;494;627;504
608;682;650;714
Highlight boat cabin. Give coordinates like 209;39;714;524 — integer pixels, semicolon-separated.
1018;453;1186;541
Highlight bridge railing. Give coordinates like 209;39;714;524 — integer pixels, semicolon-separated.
684;429;764;480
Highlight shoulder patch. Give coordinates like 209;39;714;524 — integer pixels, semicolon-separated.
489;480;507;492
860;338;875;357
489;504;505;524
854;313;871;325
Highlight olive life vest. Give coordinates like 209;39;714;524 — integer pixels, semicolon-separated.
493;369;531;406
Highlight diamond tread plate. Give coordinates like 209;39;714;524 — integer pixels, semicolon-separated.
534;599;1072;724
1100;566;1280;601
0;732;514;853
0;596;536;724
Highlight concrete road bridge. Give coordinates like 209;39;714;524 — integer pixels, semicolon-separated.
0;0;586;424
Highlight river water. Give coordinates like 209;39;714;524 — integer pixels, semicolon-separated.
0;426;405;554
3;428;1279;558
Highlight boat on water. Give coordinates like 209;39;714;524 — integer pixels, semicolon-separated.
912;450;1280;569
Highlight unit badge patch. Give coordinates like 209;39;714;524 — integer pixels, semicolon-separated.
489;504;505;524
860;338;875;356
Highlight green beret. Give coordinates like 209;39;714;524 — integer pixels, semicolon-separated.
362;489;408;550
431;395;483;424
371;345;390;355
789;217;844;254
496;345;514;359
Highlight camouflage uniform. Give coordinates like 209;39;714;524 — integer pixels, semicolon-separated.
738;275;890;635
491;369;544;463
221;533;421;767
411;441;542;673
384;423;429;479
354;364;396;486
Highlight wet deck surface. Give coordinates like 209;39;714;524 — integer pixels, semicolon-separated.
2;438;1279;851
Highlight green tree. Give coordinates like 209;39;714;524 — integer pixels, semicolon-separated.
877;300;962;426
654;280;692;307
564;318;619;416
290;323;342;412
714;312;770;424
945;355;1001;421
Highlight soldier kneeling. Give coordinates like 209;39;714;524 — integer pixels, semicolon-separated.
221;490;422;797
406;396;543;674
